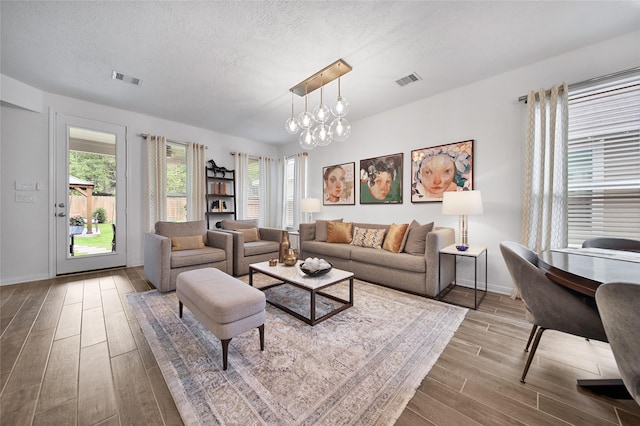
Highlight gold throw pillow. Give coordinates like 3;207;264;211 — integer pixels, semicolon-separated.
171;235;205;251
382;223;409;253
326;221;353;244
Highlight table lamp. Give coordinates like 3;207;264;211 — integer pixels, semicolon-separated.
300;198;322;223
442;190;483;251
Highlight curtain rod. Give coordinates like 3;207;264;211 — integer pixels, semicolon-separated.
517;66;640;102
230;151;308;157
138;133;207;148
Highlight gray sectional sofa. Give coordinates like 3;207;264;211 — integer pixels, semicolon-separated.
299;221;455;297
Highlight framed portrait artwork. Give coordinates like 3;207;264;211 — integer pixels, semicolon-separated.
411;140;474;203
359;153;403;204
322;162;355;205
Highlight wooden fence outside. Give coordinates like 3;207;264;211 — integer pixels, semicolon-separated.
69;195;187;222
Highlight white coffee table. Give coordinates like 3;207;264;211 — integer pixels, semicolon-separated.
249;260;354;325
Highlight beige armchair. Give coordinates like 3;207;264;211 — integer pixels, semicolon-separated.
218;219;283;276
144;220;232;292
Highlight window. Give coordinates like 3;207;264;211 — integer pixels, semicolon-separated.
247;156;260;220
166;143;187;222
284;156;295;229
567;71;640;245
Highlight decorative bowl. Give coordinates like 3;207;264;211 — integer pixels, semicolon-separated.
456;245;469;252
300;262;333;276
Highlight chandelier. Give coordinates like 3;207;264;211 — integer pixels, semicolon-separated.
285;59;352;150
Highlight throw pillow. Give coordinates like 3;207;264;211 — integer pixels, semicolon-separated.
234;227;259;243
326;221;353;244
403;220;434;256
352;227;387;249
315;218;343;242
171;235;205;251
382;223;409;253
221;219;258;230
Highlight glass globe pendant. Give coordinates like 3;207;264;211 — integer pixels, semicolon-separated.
313;77;330;123
331;68;350;117
328;117;351;142
285;90;299;134
312;124;332;146
298;92;313;130
299;129;316;150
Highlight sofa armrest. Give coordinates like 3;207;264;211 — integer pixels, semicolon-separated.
425;227;456;296
206;230;233;274
144;232;171;291
299;223;316;242
259;227;283;243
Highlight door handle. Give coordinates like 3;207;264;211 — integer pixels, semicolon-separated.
58;212;66;217
58;202;65;207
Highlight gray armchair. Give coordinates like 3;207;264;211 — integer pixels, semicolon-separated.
595;282;640;404
499;241;608;382
144;220;232;292
582;237;640;252
218;219;283;276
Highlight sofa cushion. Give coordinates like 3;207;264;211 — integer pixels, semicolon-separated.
315;218;343;242
303;241;353;259
352;227;386;249
350;246;426;273
171;235;205;251
171;246;226;268
156;220;206;239
382;223;409;253
327;221;353;243
403;220;434;256
243;240;280;257
221;219;258;230
235;227;259;242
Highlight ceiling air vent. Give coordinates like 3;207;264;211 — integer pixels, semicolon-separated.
112;70;142;86
395;72;422;87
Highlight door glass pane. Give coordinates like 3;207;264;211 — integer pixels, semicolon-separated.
68;127;116;257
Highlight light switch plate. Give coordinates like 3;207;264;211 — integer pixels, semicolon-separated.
15;180;36;191
16;193;36;203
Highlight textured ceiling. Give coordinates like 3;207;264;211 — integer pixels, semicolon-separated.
2;1;639;145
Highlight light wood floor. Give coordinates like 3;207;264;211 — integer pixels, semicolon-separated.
1;268;638;425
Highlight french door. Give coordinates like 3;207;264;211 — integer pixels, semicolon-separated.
55;113;127;275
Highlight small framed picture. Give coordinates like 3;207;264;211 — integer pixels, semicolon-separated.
411;140;474;203
359;153;403;204
322;162;356;205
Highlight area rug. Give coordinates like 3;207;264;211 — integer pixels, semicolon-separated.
127;278;467;425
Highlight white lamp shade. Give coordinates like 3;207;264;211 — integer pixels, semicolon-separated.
442;191;483;215
300;198;322;213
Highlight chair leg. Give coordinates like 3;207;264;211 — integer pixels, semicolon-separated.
521;327;546;383
179;301;183;318
258;324;265;351
525;324;538;352
221;338;231;370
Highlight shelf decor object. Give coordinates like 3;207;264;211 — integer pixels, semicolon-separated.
285;59;352;150
442;190;483;251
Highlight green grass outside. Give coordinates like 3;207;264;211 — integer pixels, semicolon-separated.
73;222;114;256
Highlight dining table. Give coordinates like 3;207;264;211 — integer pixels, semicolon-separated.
538;247;640;399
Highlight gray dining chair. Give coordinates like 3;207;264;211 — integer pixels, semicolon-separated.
499;241;608;382
582;237;640;252
595;282;640;404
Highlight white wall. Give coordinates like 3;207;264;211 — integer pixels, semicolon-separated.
279;30;640;295
1;92;278;285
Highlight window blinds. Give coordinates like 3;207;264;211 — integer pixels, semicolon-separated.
567;71;640;245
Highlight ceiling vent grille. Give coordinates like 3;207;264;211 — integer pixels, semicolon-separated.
112;70;142;86
395;72;422;87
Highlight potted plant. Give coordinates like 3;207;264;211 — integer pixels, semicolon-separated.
69;214;85;235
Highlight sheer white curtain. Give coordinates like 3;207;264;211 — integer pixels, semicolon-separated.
233;152;249;219
292;152;307;230
259;156;275;227
145;135;167;231
186;142;206;221
521;83;569;252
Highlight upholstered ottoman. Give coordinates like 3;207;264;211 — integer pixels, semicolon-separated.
176;268;266;370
